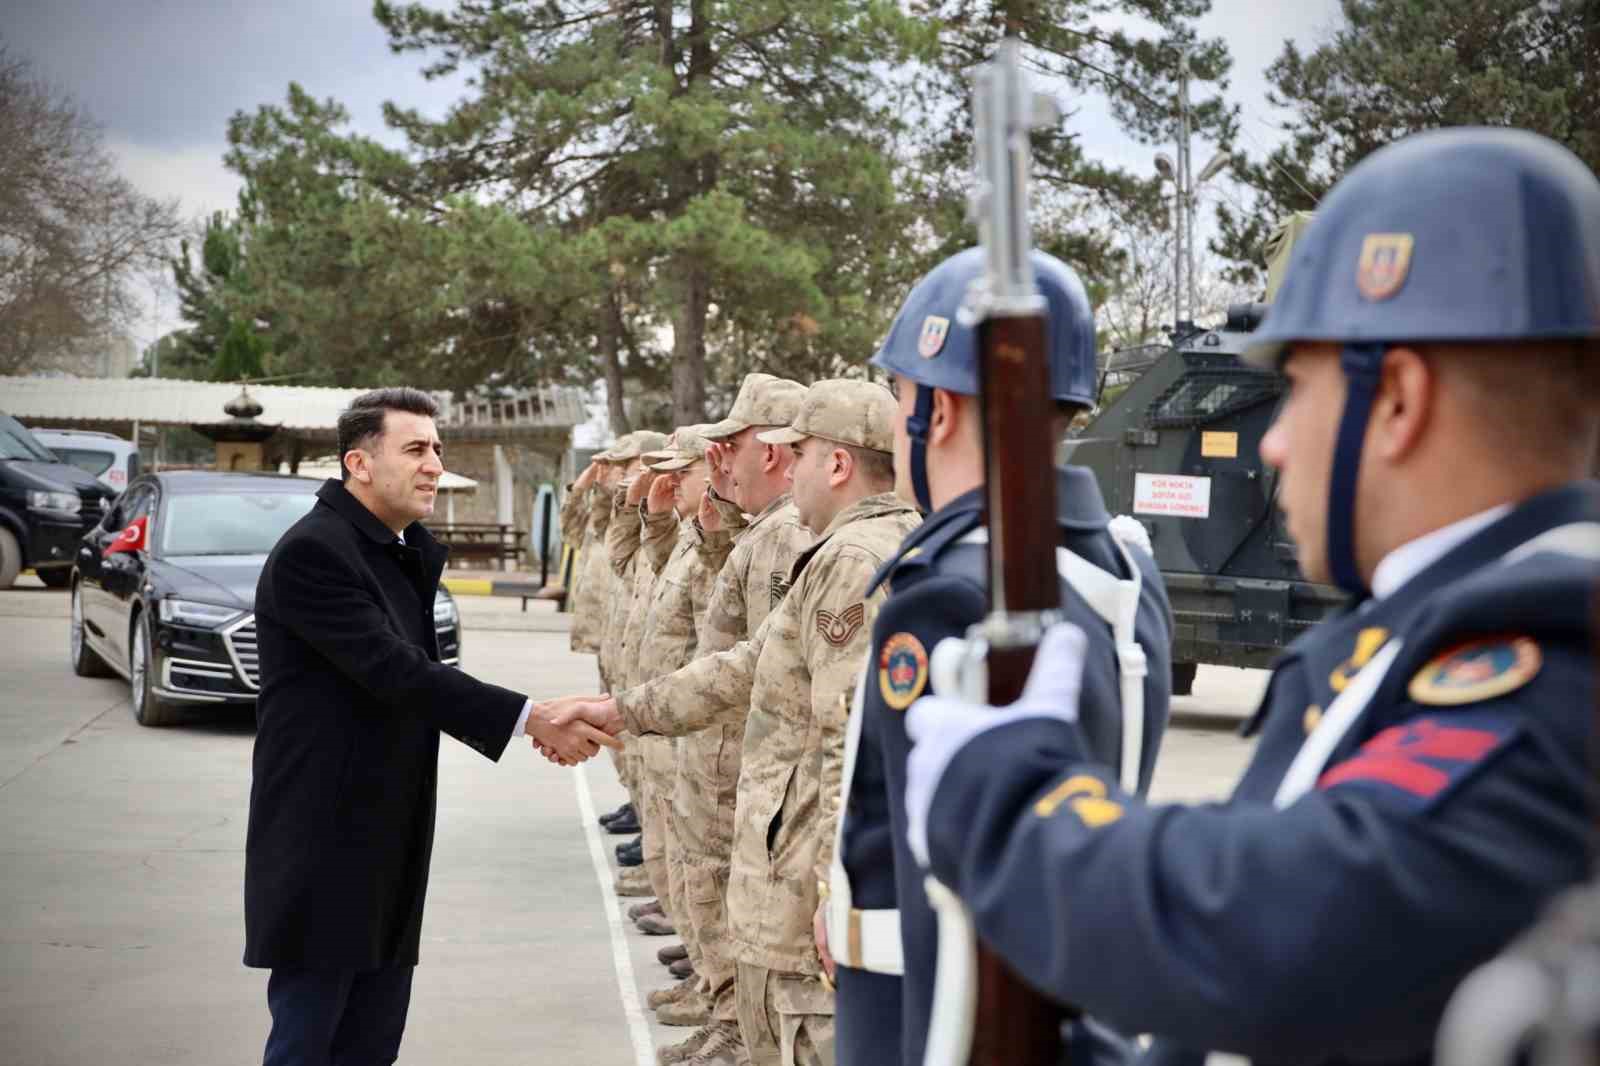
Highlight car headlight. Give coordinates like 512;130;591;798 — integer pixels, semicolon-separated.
433;592;459;626
159;598;243;628
26;490;80;514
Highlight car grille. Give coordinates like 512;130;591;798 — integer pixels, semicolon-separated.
222;614;260;690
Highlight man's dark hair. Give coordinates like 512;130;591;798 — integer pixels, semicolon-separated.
841;443;896;489
337;387;440;480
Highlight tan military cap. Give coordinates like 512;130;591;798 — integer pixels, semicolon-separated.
703;373;808;440
605;430;670;462
653;424;714;472
757;379;896;453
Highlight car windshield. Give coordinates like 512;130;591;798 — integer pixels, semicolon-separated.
51;448;114;477
160;491;318;557
0;415;61;462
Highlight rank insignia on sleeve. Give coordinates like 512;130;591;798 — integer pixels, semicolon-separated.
1408;635;1541;706
879;632;929;710
816;603;866;647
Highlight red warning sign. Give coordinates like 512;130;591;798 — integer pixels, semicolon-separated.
1133;473;1212;519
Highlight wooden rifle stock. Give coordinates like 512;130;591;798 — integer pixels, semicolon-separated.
970;309;1071;1066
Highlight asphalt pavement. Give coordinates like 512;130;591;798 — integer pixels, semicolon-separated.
0;576;1260;1065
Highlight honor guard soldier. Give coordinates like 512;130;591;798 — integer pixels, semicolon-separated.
904;128;1600;1066
820;247;1174;1066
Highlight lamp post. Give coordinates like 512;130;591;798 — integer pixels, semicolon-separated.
1155;47;1231;332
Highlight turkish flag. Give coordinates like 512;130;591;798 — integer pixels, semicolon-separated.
104;516;148;557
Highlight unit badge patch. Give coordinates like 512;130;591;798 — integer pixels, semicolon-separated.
918;315;950;359
1356;233;1414;301
1408;635;1542;706
878;632;929;710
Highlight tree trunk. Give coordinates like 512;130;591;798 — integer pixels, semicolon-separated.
671;262;709;425
601;290;631;434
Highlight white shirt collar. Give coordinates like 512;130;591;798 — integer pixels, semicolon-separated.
1369;504;1513;600
396;530;406;545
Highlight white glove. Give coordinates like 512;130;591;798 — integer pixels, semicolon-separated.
1107;514;1153;556
904;623;1088;866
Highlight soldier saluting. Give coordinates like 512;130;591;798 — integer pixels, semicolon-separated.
905;127;1600;1066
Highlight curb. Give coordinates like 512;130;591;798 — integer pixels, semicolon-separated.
441;575;554;599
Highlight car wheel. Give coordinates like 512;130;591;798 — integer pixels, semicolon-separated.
130;610;178;727
70;580;113;678
0;528;20;590
1172;661;1199;697
37;567;71;589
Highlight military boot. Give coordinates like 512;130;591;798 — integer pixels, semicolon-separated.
646;975;698;1010
655;987;712;1027
656;1023;715;1066
614;866;653;897
657;941;688;965
684;1021;746;1066
629;899;664;922
668;956;695;979
635;913;676;936
606;806;640;834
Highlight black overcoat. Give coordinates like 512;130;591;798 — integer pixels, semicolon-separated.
244;479;525;970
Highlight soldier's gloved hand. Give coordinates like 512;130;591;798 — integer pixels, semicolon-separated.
1107;514;1153;556
904;624;1087;866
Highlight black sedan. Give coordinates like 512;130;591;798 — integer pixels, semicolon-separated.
68;471;463;726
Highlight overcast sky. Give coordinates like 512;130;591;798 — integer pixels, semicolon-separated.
6;0;1342;346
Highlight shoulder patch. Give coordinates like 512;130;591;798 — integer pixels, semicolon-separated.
816;603;866;647
878;632;929;710
1408;635;1541;706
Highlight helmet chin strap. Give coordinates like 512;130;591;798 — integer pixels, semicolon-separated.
1327;343;1387;597
907;384;935;514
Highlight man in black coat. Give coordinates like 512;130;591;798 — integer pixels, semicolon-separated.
245;387;619;1066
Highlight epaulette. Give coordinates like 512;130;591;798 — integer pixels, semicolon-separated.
866;509;983;595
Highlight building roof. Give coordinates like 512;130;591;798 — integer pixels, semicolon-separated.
0;376;370;430
0;376;587;442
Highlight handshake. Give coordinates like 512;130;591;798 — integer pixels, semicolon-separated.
524;695;627;766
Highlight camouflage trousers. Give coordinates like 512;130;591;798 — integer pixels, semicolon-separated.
640;735;681;934
675;723;742;1019
735;963;836;1066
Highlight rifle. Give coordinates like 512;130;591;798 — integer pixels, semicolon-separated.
921;35;1070;1066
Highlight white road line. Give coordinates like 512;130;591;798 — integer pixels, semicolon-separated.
574;763;656;1066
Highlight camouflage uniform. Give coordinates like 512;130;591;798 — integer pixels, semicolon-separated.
568;483;610;657
682;493;808;1021
618;380;919;1066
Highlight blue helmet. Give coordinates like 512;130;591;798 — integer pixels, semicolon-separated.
871;248;1098;512
1242;127;1600;596
871;247;1099;406
1245;127;1600;368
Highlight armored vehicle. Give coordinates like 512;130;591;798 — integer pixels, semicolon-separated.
1066;306;1346;693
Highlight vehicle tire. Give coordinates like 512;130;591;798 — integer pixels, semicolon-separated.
70;580;113;678
37;567;71;589
1172;661;1199;697
0;527;20;590
130;610;179;727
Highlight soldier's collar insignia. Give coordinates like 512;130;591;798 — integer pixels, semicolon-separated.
1329;627;1391;693
1356;233;1414;302
879;632;929;710
1409;635;1541;706
918;315;950;359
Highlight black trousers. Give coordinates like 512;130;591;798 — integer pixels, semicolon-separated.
263;966;414;1066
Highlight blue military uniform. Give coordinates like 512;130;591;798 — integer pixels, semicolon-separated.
833;465;1174;1066
918;481;1599;1066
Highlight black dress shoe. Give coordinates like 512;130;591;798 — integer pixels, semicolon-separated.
616;836;642;861
599;802;634;828
605;809;640;835
618;845;644;868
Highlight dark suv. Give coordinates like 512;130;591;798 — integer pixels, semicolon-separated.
0;413;117;589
